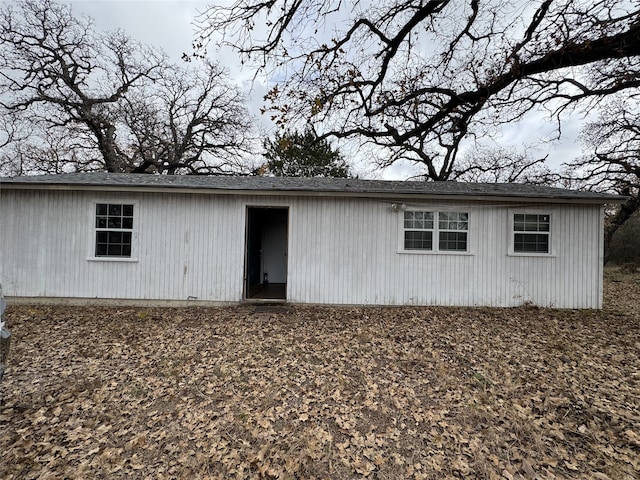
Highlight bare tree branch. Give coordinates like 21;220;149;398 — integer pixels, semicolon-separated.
198;0;640;180
564;95;640;263
0;0;256;175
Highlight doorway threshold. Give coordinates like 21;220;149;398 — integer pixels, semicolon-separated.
247;283;286;301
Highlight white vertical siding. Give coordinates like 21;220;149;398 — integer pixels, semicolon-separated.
0;189;604;308
286;197;603;308
1;191;246;302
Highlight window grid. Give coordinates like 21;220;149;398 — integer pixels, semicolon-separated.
404;211;434;230
95;203;134;258
404;230;433;250
403;211;434;250
513;214;550;233
439;231;467;251
403;211;468;252
513;213;550;253
438;212;468;251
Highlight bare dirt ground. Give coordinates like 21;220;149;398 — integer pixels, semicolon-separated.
1;271;639;479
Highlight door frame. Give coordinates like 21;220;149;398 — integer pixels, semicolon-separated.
243;205;289;300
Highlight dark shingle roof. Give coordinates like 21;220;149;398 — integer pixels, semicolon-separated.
0;172;625;203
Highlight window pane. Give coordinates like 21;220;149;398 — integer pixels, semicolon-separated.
96;204;107;215
424;212;434;228
96;231;108;243
538;215;550;232
439;232;468;251
95;244;108;256
108;231;123;243
425;216;433;229
438;212;468;231
107;217;122;229
404;211;433;230
438;214;450;230
514;233;549;253
123;204;134;216
404;216;412;229
514;214;550;233
96;217;107;228
404;231;433;250
122;217;133;229
108;204;122;216
108;244;122;256
404;211;413;228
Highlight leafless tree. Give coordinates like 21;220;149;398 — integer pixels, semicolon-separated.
0;117;100;176
0;0;255;175
453;147;557;185
0;0;164;172
0;114;25;151
197;0;640;180
119;61;255;175
567;95;640;261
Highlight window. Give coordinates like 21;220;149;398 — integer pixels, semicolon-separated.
438;212;469;251
95;203;134;257
404;211;433;250
402;210;468;252
513;213;550;254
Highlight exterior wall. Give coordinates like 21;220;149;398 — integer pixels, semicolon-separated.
0;189;603;308
287;197;603;308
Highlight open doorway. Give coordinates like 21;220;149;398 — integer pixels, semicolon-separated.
245;207;288;300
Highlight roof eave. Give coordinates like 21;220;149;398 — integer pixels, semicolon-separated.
0;181;627;204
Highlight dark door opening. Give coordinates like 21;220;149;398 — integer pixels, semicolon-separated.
245;207;288;300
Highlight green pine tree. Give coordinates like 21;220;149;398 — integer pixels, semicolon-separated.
262;128;352;177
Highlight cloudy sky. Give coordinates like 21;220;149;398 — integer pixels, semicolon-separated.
65;0;584;179
66;0;270;103
68;1;272;127
68;1;207;63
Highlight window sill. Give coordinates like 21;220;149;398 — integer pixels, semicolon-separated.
398;250;474;256
87;257;139;263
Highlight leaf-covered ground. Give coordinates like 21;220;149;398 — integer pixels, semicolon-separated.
1;271;639;479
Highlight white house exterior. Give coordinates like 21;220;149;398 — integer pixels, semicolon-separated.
0;173;623;308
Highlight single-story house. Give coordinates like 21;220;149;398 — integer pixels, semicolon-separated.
0;173;624;308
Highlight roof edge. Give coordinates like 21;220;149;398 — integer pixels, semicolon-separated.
0;181;627;204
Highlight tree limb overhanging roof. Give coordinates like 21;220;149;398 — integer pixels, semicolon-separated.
0;173;626;204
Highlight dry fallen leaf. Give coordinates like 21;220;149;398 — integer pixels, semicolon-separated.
0;271;638;479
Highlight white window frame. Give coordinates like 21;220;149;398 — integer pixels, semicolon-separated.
87;200;139;262
398;208;471;254
508;209;553;257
